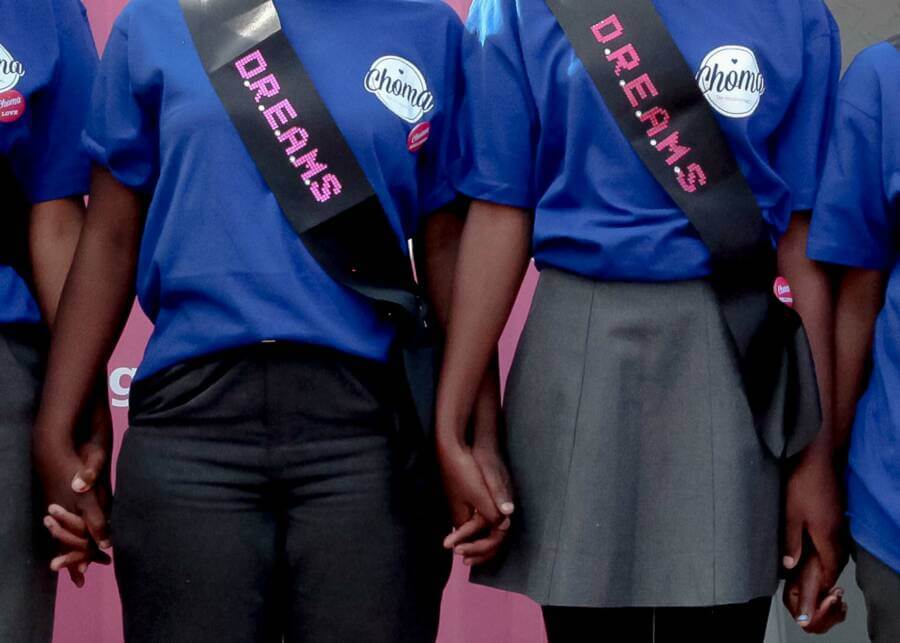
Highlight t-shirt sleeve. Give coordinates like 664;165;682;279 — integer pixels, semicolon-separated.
11;0;98;204
451;0;539;208
770;4;842;212
82;10;160;193
808;54;896;270
416;8;465;216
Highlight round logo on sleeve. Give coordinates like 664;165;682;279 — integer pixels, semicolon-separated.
0;90;25;123
0;42;26;123
773;276;794;308
407;122;431;153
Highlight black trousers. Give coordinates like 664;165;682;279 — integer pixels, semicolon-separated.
855;543;900;643
542;597;772;643
0;326;55;643
112;343;450;643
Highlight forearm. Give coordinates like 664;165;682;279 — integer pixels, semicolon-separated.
777;212;835;463
421;207;504;445
34;169;143;454
435;200;531;448
29;197;86;326
833;268;884;458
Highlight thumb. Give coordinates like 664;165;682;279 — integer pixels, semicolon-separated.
76;491;112;551
783;513;804;571
470;478;503;527
476;456;515;517
72;443;107;494
796;559;823;629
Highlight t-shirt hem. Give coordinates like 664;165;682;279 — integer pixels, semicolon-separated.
806;239;893;270
452;175;534;209
81;133;154;193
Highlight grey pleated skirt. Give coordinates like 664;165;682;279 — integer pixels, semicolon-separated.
471;269;782;608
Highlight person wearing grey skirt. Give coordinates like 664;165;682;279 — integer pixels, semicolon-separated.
436;0;850;639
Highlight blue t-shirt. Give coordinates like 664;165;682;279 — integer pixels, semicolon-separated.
807;41;900;574
456;0;840;281
84;0;462;379
0;0;97;325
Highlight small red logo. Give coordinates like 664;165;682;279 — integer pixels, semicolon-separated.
773;276;794;308
0;90;25;123
407;122;431;153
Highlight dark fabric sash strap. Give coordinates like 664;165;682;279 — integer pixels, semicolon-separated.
891;33;900;50
544;0;821;457
179;0;439;435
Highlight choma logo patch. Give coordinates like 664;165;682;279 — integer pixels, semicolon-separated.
695;45;766;118
365;55;435;123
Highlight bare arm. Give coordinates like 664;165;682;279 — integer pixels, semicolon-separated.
432;200;531;564
777;211;836;464
420;206;513;522
33;168;143;536
832;268;884;456
778;211;847;627
435;200;532;449
28;197;86;325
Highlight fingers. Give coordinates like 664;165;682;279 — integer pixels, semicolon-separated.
805;588;847;634
783;577;800;617
444;513;490;550
67;567;85;589
47;504;86;535
468;482;503;527
455;528;508;566
783;512;804;572
51;550;90;573
73;442;107;493
43;516;90;551
795;557;823;629
76;492;112;550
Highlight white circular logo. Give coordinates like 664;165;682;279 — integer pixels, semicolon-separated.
364;55;435;123
695;45;765;118
0;42;25;93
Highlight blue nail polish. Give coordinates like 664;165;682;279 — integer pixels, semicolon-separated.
797;615;810;623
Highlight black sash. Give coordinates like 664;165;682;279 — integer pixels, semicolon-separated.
545;0;820;457
179;0;439;435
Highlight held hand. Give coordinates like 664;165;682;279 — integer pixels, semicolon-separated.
437;440;513;566
783;549;848;634
37;445;112;587
44;503;112;587
35;401;113;587
783;453;847;587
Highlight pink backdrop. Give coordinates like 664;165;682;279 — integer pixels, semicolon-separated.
53;2;544;641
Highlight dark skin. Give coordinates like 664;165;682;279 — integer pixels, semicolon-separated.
436;200;530;564
424;209;515;566
28;195;114;587
831;268;884;454
782;266;885;635
38;169;509;573
437;202;846;626
777;212;848;632
33;169;144;582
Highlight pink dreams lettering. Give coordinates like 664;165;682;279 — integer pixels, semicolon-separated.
234;50;342;203
591;15;708;194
